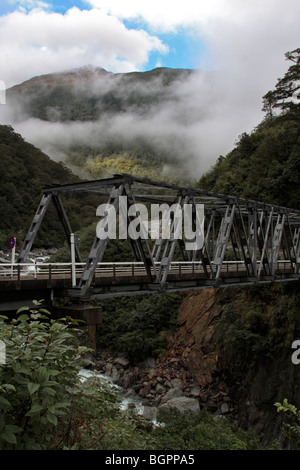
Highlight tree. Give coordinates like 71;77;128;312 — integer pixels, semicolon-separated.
262;48;300;117
274;399;300;448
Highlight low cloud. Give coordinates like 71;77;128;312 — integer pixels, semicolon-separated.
0;68;265;178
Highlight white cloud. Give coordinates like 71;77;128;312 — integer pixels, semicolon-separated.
86;0;300;34
86;0;228;32
1;0;300;177
83;0;300;112
0;6;168;87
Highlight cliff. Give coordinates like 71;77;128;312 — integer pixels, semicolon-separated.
164;284;300;446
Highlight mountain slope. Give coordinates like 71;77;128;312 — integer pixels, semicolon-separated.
197;115;300;209
5;66;208;183
7;66;194;122
0;125;96;250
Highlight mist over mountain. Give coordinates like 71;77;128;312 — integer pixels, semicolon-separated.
0;65;261;182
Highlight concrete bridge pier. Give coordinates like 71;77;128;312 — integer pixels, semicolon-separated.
51;303;102;355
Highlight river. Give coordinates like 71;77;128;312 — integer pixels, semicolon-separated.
78;368;162;426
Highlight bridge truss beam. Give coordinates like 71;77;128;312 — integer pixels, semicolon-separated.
18;173;300;299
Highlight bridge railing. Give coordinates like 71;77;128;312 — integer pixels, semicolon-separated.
0;259;295;282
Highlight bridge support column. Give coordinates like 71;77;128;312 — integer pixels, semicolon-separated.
51;304;102;355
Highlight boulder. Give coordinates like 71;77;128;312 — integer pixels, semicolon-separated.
114;357;130;368
143;406;159;422
160;387;183;405
189;385;201;398
158;396;200;414
125;388;137;399
220;403;230;414
155;383;166;394
170;378;183;389
110;366;120;383
122;370;135;389
104;363;113;376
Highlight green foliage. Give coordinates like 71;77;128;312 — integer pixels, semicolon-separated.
198;119;300;208
0;302;158;450
96;293;183;363
0;300;273;450
275;399;300;448
213;284;300;367
64;140;188;184
0;125;106;251
262;48;300;117
54;374;157;450
50;220;135;263
82;150;184;182
0;301;90;449
153;408;261;450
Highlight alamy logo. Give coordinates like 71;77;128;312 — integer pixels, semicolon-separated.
0;81;6;105
291;340;300;365
0;340;5;365
96;196;205;251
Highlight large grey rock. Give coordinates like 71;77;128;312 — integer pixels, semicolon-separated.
122;370;135;389
220;403;230;414
189;385;201;398
104;362;113;376
111;366;120;383
114;357;130;368
160;387;183;405
158;396;200;414
142;406;158;422
170;378;183;389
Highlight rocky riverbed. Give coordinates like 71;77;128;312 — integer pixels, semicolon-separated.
89;347;235;422
79;289;238;423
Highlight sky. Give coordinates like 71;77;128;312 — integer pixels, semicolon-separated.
0;0;299;88
0;0;299;175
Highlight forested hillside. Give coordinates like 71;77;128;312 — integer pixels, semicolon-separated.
0;125;98;250
197;48;300;209
8;67;194;122
6;66;198;183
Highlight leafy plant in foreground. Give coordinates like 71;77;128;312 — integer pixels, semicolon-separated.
0;301;90;449
0;302;158;450
274;399;300;449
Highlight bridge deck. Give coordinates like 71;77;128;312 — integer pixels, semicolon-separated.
0;261;299;301
5;174;300;301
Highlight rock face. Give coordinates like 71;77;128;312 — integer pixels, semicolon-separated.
95;286;300;446
95;289;229;420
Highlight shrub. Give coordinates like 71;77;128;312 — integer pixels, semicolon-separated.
0;302;159;450
275;399;300;449
97;293;182;363
153;408;262;450
0;301;90;449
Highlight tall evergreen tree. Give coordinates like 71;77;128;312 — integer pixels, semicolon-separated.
262;48;300;117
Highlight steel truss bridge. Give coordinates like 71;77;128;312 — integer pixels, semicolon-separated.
2;173;300;303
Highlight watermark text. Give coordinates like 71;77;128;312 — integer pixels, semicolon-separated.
0;80;6;105
291;340;300;365
96;196;205;251
0;340;5;365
